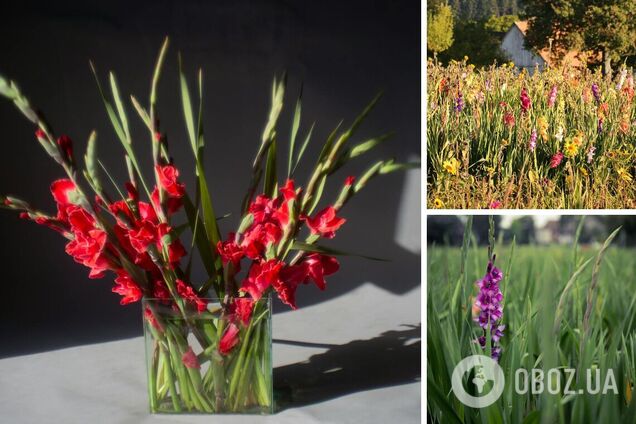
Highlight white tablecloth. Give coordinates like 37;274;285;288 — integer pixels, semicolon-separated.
0;283;421;424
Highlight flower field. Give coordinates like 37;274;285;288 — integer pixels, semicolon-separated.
428;217;636;423
427;60;636;209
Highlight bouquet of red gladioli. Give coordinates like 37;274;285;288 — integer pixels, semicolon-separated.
0;38;416;413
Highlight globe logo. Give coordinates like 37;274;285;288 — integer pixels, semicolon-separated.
451;355;505;408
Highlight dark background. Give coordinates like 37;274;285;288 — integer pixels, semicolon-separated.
0;0;420;358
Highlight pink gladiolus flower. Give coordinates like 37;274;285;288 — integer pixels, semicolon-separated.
550;152;564;168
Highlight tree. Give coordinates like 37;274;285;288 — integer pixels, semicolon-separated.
439;19;507;66
427;2;454;61
524;0;636;75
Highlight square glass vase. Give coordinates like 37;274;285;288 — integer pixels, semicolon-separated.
142;296;273;414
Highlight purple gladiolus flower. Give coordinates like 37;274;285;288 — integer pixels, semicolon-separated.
592;83;600;104
473;256;505;361
529;128;537;151
597;118;603;134
548;85;557;107
455;92;464;113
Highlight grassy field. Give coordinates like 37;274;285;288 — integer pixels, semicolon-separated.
427;60;636;209
427;218;636;423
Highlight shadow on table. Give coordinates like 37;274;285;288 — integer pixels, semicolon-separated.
273;323;421;410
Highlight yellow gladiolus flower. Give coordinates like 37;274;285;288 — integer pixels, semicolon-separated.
564;139;579;158
442;158;460;175
537;116;549;141
618;168;633;182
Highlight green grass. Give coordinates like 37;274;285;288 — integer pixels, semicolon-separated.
427;221;636;423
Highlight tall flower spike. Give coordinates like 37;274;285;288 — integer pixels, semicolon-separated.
473;255;505;361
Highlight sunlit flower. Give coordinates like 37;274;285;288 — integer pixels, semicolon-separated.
504;112;515;128
592;83;600;104
548;85;558;107
618;168;633;182
537;116;548;141
555;126;564;143
433;198;444;208
443;158;460;175
587;145;596;164
473;256;505;361
520;88;531;113
550;152;564;168
529;128;537;151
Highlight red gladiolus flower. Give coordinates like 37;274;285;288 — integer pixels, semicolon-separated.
304;206;346;239
219;323;240;356
182;346;201;369
151;187;182;216
138;201;158;222
520;88;531;113
345;176;356;186
143;307;163;331
157;223;186;267
176;279;207;312
35;128;47;140
155;165;185;198
241;222;283;259
503;112;515;128
489;201;502;209
303;254;339;290
109;200;135;223
217;233;244;270
231;297;254;325
281;253;339;290
51;179;78;220
550;152;564;168
152;279;171;300
112;272;142;305
272;277;298;309
57;135;74;161
128;220;158;254
65;207;111;278
241;259;283;301
279;179;298;201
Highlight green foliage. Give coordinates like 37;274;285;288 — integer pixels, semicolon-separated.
524;0;636;73
428;3;455;56
438;19;507;67
484;14;519;33
428;224;636;423
449;0;522;21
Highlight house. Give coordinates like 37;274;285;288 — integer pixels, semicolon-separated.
500;21;584;71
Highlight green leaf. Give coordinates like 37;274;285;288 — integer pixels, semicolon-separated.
263;139;278;197
379;160;420;174
306;174;326;216
349;133;392;158
109;72;130;142
291;241;388;261
0;75;16;98
130;95;151;129
84;130;102;192
178;54;197;154
182;193;218;281
90;62;150;197
287;87;302;177
291;122;315;176
150;37;169;109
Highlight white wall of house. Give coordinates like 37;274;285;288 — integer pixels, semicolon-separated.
501;26;546;70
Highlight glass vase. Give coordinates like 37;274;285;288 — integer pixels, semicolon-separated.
142;296;273;414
